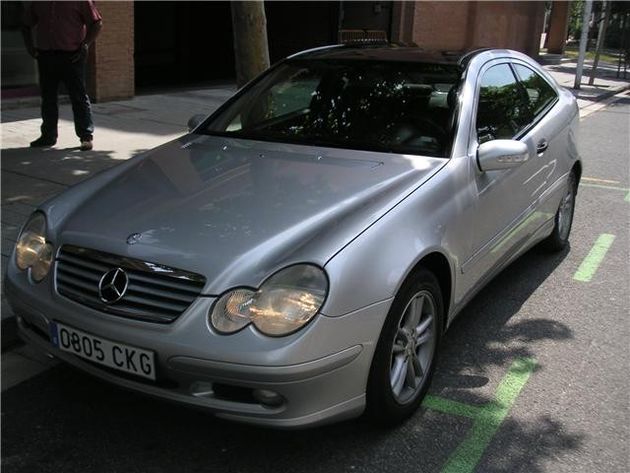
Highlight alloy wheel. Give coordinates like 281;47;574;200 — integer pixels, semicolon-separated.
558;179;575;241
389;290;437;404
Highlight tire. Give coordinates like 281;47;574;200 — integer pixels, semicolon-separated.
366;268;443;426
542;171;577;252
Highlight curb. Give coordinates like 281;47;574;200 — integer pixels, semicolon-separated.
589;83;630;101
578;83;630;114
2;94;70;111
1;316;20;353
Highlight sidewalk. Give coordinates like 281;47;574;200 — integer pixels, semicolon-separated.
1;60;628;348
544;58;630;108
1;85;235;347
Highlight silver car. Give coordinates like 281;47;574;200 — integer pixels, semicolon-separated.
5;46;580;428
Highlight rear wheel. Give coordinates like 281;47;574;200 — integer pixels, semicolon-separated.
542;171;577;252
366;269;443;425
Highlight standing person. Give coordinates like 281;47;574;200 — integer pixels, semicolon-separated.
22;1;103;151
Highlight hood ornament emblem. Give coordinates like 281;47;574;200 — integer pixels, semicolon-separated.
127;233;142;245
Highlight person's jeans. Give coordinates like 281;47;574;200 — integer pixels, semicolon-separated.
37;50;94;141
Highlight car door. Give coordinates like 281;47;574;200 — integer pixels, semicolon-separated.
511;61;564;219
460;60;555;287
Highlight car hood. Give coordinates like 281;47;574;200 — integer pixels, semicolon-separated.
57;135;446;294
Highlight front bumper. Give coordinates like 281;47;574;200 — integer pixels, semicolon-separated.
5;274;390;429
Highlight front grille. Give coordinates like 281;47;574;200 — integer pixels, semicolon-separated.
55;245;206;323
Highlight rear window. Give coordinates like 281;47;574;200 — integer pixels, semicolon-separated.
199;59;462;158
513;64;558;117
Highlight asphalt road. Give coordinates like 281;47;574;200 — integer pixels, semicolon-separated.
2;96;629;473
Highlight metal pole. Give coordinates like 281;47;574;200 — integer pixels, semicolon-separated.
623;13;629;79
617;12;627;77
574;0;593;89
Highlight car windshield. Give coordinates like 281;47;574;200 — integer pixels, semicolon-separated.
198;59;462;158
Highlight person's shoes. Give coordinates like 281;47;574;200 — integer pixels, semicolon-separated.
80;139;93;151
30;136;57;147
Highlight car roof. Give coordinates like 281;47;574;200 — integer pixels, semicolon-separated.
290;45;493;67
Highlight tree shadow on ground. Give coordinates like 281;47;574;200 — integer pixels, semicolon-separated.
478;416;583;473
546;63;626;78
544;64;629;101
1;87;233;137
432;245;573;405
0;147;150;265
1;146;146;204
0;243;584;473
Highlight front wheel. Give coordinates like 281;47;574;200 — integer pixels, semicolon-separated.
366;269;443;426
542;171;577;252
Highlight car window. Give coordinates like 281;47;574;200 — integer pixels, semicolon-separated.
226;69;321;132
513;64;558;117
476;63;532;144
202;60;462;158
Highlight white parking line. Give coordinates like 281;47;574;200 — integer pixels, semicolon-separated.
582;176;621;185
580;90;630;119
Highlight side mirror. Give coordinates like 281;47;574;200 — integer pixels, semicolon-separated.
477;139;529;172
187;114;206;132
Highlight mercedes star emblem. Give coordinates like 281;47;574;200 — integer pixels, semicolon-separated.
127;233;142;245
98;268;129;304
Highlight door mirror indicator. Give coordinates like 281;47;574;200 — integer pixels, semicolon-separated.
477;139;529;172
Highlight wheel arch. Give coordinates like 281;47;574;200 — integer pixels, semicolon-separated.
572;160;582;192
403;250;453;334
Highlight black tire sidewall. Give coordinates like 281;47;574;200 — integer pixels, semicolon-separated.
366;268;444;425
545;171;577;251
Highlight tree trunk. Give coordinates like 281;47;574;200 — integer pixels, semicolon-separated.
574;0;593;89
588;0;611;85
231;1;270;88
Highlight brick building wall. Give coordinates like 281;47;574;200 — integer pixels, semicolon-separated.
466;1;545;58
88;1;134;102
85;1;546;103
411;1;471;51
392;1;545;58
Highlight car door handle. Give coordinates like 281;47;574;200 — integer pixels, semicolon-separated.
536;139;549;155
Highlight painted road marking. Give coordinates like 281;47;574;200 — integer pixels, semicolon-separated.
582;177;620;185
423;395;481;419
580;183;629;192
580;90;630;119
573;234;616;282
579;183;630;202
422;358;536;473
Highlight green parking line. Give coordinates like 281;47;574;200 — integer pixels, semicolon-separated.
580;183;629;192
440;358;536;473
580;183;630;202
573;233;616;282
422;395;481;419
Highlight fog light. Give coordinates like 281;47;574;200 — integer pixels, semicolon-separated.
252;389;284;407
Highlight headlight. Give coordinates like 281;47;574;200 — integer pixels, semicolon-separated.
31;242;54;282
210;264;328;336
15;212;54;282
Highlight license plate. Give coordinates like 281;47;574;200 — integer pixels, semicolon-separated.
50;322;156;380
